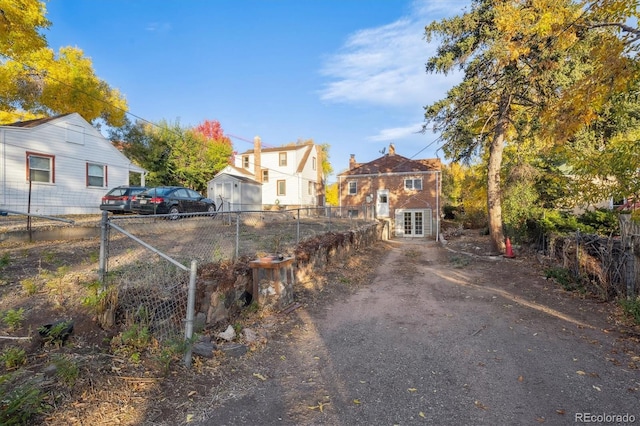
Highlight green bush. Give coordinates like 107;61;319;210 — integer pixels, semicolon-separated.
0;372;45;425
620;298;640;325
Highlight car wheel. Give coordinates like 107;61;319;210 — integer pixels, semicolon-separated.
207;205;217;217
168;206;180;220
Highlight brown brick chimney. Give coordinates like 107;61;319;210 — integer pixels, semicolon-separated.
349;154;356;170
254;136;262;182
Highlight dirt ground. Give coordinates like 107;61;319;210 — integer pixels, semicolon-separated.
0;225;638;425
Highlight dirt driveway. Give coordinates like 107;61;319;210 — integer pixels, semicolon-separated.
185;236;640;425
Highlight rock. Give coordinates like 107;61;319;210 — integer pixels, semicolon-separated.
217;325;236;341
194;312;206;332
243;328;259;343
220;343;248;358
192;339;217;358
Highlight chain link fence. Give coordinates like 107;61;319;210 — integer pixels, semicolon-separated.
99;206;376;364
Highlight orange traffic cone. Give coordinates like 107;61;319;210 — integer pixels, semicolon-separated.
504;237;515;258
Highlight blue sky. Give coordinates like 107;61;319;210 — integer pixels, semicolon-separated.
44;0;467;182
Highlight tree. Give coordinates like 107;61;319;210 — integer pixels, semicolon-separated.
0;0;128;126
422;0;634;251
110;118;233;193
325;182;339;206
193;119;232;147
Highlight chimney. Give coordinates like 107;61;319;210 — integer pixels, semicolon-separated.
254;136;262;182
349;154;356;170
388;143;396;156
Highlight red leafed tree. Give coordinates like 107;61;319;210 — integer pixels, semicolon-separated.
193;119;232;147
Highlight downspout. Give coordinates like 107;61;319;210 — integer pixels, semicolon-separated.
435;170;440;242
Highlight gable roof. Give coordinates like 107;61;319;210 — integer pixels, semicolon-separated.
212;172;260;185
4;113;74;128
339;154;441;176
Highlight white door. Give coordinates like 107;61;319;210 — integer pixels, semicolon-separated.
376;189;389;218
395;209;432;238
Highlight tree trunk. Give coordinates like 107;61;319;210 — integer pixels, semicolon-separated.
487;93;511;253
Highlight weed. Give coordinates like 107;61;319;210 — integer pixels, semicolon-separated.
545;267;577;291
620;298;640;325
2;308;25;331
339;277;351;284
51;354;79;386
0;252;10;269
88;251;99;263
42;250;57;264
0;372;45;425
243;301;260;315
81;280;105;309
38;320;74;347
449;255;471;268
0;347;27;370
232;322;243;335
118;323;152;352
21;278;39;295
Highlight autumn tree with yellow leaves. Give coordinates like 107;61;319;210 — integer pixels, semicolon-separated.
423;0;638;252
0;0;128;126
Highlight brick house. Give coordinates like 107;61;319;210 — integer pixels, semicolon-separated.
337;144;442;239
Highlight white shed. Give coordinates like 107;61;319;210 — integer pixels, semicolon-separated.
207;172;262;212
0;113;146;215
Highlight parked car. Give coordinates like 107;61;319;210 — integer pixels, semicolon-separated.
130;186;217;219
100;186;148;214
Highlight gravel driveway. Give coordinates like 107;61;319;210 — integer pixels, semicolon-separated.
191;238;639;426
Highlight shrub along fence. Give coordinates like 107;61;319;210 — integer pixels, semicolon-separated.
544;215;638;301
97;207;378;366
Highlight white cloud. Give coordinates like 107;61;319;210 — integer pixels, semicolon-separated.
366;122;425;142
319;0;467;107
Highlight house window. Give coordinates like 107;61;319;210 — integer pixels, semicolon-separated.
262;170;269;182
277;180;286;196
26;152;54;183
308;181;314;195
404;178;423;190
243;156;250;168
312;156;317;171
348;181;357;195
279;152;287;167
87;163;107;187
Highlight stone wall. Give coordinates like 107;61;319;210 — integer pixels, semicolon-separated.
195;221;386;328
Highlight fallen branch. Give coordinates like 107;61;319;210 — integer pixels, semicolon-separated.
0;335;32;340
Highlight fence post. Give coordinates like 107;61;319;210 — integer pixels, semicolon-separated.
296;208;300;244
98;210;109;288
624;237;635;300
184;259;198;368
235;212;241;259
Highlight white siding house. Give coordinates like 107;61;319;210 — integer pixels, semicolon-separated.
231;136;324;208
0;113;146;215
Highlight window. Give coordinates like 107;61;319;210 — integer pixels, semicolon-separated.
404;178;423;190
87;163;107;187
243;156;250;168
277;180;286;196
312;156;317;171
26;152;54;183
262;170;269;182
279;152;287;167
348;181;357;195
308;181;315;195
